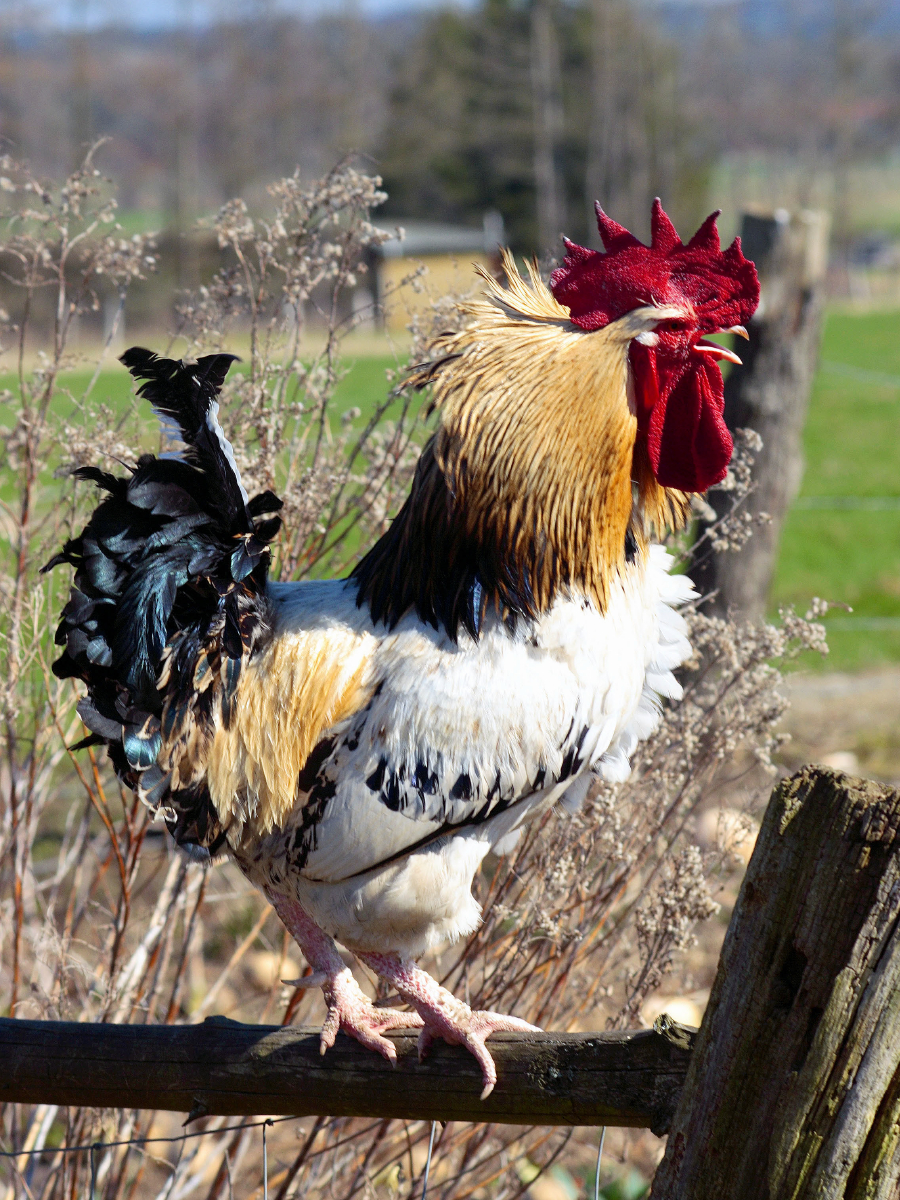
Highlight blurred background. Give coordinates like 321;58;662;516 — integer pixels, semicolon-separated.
2;0;898;264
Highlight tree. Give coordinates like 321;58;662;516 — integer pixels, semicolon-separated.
378;0;712;254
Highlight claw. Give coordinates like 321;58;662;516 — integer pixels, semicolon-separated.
319;1010;339;1055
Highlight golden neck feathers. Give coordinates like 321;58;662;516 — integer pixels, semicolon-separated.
352;253;689;639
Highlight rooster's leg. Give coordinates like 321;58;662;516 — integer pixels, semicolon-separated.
360;952;540;1098
268;893;423;1064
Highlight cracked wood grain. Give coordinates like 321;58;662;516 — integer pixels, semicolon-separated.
0;1018;693;1129
651;766;900;1200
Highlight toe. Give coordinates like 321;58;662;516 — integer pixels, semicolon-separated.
477;1011;542;1035
461;1033;498;1100
411;1006;534;1096
417;1027;434;1061
380;1008;424;1031
346;1017;399;1062
368;1033;398;1065
319;1010;340;1054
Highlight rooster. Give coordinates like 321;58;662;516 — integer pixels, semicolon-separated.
48;200;758;1097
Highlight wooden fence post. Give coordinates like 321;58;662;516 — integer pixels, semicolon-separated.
692;209;830;620
651;766;900;1199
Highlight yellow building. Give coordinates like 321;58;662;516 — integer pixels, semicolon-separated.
372;215;504;333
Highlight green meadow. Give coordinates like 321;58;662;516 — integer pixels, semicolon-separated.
770;309;900;670
4;312;898;671
0;353;401;425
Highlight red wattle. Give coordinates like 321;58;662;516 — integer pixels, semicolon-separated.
630;344;732;494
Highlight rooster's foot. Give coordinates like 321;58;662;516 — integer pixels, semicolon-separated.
361;952;540;1098
267;891;422;1066
320;965;423;1064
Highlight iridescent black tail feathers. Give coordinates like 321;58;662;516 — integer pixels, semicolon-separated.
45;348;283;859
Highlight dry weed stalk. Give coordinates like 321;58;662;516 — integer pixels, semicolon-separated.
168;161;425;581
0;150;828;1200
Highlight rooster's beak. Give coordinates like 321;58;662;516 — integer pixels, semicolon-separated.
693;339;743;366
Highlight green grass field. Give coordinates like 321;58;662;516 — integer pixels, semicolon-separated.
770;310;900;670
0;353;401;422
5;315;897;672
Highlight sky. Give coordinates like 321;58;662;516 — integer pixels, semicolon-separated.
13;0;447;26
15;0;745;29
14;0;900;35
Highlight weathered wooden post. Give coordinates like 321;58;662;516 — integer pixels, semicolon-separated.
651;767;900;1199
692;209;830;620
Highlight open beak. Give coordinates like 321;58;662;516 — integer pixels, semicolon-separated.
693;338;743;366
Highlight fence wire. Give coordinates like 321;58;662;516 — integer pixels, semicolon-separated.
0;1112;609;1200
2;1114;309;1200
0;1115;297;1160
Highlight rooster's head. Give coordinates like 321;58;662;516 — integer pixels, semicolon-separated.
550;200;760;493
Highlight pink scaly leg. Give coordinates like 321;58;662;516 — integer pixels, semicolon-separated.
360;952;540;1099
267;893;422;1064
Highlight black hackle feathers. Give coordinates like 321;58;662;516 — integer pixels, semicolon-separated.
46;347;283;859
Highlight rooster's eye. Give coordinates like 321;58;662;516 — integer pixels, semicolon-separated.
655;318;693;336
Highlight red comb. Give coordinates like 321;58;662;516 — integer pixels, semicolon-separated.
550;199;759;334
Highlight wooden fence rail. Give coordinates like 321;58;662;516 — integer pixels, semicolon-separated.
0;1016;693;1130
